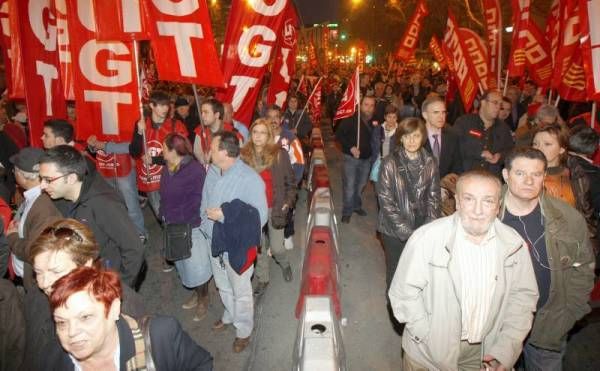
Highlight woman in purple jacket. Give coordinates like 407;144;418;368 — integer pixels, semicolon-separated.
160;133;211;321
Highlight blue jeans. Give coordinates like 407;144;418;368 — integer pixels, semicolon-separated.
342;154;371;216
523;340;566;371
104;170;146;237
210;252;254;338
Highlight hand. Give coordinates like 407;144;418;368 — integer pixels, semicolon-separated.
481;355;506;371
350;146;360;158
137;119;146;134
290;128;297;135
481;150;493;160
87;135;98;147
282;204;289;212
482;151;501;164
142;153;152;166
7;219;19;235
206;207;224;221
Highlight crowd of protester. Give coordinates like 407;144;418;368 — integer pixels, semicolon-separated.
0;63;599;370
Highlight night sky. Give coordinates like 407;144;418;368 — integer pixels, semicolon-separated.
295;0;338;26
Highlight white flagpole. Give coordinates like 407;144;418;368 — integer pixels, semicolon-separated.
503;70;510;96
554;95;561;107
591;102;597;130
294;77;323;130
356;66;361;150
132;40;150;182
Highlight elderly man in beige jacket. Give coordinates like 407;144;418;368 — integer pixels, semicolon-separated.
389;169;539;371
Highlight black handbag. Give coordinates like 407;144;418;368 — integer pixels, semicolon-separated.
163;223;192;261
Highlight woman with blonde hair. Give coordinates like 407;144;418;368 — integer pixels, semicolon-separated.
240;118;296;297
23;218;146;370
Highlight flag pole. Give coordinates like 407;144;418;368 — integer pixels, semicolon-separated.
554;95;561;107
503;70;509;96
191;84;208;163
548;90;553;104
356;66;361;150
294;76;323;130
497;27;502;89
591;102;597;130
132;40;150;182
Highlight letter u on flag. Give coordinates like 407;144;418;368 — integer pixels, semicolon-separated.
334;67;360;121
395;0;429;62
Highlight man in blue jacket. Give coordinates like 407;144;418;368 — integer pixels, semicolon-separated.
201;131;268;353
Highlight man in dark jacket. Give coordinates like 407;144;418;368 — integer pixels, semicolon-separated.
421;96;463;178
335;95;375;223
48;266;213;371
500;147;595;371
38;145;144;287
453;90;514;177
282;94;312;141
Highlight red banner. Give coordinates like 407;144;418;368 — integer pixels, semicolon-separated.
507;0;531;77
483;0;502;80
66;0;139;142
0;0;24;99
458;28;496;91
144;0;224;86
523;20;553;89
308;41;318;69
557;49;587;101
545;0;561;67
266;2;299;108
216;0;288;127
92;0;150;40
580;0;600;101
17;0;67;147
429;36;446;67
396;0;429;61
444;12;479;112
334;67;359;121
54;0;75;101
552;0;584;92
308;79;322;124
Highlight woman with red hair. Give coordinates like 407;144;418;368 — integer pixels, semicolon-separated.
49;266;213;370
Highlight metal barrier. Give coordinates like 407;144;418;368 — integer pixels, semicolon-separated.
292;295;347;371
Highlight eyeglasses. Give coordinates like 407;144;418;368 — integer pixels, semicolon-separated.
39;173;70;184
42;226;83;243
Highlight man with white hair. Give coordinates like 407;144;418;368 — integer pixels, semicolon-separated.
390;169;539;371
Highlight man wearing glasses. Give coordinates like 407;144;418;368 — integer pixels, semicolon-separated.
500;147;595;371
38;145;144;287
452;90;514;177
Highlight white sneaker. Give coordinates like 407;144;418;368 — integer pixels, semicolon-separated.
284;237;294;250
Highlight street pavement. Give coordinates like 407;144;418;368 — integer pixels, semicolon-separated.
138;120;598;370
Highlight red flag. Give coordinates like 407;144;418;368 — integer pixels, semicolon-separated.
507;0;531;77
443;11;479;112
429;36;446;67
54;0;75;101
143;0;224;86
396;0;429;61
216;0;288;127
557;49;587;101
523;21;553;89
266;2;299;108
552;0;584;92
334;67;359;121
545;0;561;67
16;0;67;146
483;0;502;79
66;0;139;142
308;79;322;124
458;28;496;90
297;75;309;97
92;0;150;40
308;41;318;69
580;0;600;101
0;0;24;99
